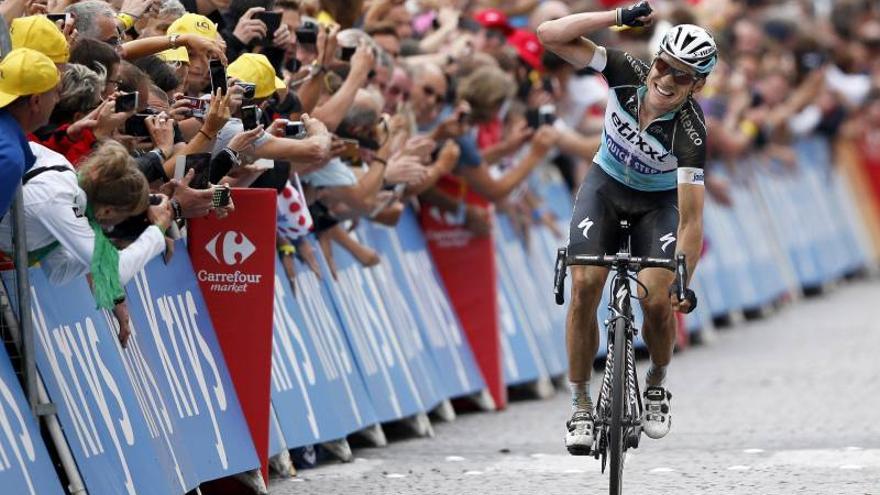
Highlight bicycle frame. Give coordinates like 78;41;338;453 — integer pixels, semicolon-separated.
554;220;684;494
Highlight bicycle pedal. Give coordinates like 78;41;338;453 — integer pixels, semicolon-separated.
566;444;593;456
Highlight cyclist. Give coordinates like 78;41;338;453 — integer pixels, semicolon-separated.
537;2;713;454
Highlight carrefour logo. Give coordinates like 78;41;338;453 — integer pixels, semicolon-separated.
205;231;256;266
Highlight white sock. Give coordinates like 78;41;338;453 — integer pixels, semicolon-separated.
646;364;667;388
569;381;592;413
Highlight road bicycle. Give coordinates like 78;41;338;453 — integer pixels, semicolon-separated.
554;220;689;495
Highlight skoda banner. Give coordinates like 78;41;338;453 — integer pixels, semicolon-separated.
188;188;277;481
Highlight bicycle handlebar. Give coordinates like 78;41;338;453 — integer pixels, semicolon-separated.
553;250;689;306
565;254;678;271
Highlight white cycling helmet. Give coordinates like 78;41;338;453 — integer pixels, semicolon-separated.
658;24;718;76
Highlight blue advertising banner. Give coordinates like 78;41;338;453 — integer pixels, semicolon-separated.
124;243;260;487
269;404;285;457
358;221;451;409
320;236;426;423
393;209;485;399
27;269;182;495
0;343;64;495
495;215;566;377
270;254;377;448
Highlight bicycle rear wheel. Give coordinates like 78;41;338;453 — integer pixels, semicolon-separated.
608;317;628;495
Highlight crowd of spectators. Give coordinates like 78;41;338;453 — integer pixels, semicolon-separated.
0;0;878;346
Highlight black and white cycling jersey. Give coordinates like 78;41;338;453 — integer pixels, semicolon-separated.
587;47;707;192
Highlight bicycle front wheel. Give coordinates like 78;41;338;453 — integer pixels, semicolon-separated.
608;317;628;495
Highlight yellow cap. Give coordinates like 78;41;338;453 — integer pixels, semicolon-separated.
167;13;218;40
0;48;60;108
10;15;69;64
227;53;285;99
157;47;190;64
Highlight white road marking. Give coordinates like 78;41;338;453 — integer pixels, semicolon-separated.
839;465;864;470
385;473;407;479
464;470;484;476
649;467;676;473
445;456;466;462
743;448;765;454
727;465;751;471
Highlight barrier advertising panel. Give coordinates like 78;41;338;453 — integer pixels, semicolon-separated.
0;342;64;495
27;270;182;494
125;244;260;487
270;255;378;447
320;237;426;423
393;209;485;399
188;188;276;480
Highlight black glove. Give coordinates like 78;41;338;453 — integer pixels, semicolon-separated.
617;1;653;27
668;282;698;314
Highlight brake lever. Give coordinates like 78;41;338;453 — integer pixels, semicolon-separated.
675;253;687;302
554;248;567;305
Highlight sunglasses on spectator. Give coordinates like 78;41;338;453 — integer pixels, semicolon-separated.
422;85;445;104
652;57;700;86
388;85;410;101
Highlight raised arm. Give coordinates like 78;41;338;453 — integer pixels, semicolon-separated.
537;2;652;68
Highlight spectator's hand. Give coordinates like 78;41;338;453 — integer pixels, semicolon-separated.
233;7;268;45
227;125;264;153
268;118;287;137
59;14;76;45
384;153;428;185
203;88;231;136
403;135;436;163
169;94;195;121
120;0;158;19
437;6;459;29
317;23;340;66
349;40;376;81
464;204;491;236
303;112;329;137
182;34;228;65
530;125;559;156
329;135;348;158
112;301;132;348
225;82;245;115
145;113;174;158
272;22;292;49
26;0;47;15
147;193;173;231
164;169;215;218
434;102;471;140
504;121;534;153
435;139;460;175
73;96;133;140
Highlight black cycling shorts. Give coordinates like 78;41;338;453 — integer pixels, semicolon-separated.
568;164;679;261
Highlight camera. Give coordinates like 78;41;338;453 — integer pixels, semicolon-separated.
241;105;261;131
124;114;151;137
212;184;231;208
210;59;227;95
254;11;281;45
236;82;257;99
295;20;318;44
180;96;207;118
115;92;138;113
285;120;306;138
340;45;356;62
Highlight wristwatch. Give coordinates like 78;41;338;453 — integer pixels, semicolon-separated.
168;34;181;49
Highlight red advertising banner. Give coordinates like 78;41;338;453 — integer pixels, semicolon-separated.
188;188;276;482
419;175;505;410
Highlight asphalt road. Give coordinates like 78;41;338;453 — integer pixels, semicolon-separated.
270;279;880;495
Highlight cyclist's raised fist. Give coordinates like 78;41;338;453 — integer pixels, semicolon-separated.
617;1;653;28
